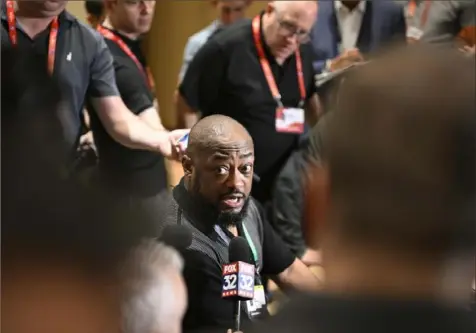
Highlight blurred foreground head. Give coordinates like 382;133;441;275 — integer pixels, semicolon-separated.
307;46;475;302
1;48;157;333
85;0;106;28
212;0;249;25
120;240;187;333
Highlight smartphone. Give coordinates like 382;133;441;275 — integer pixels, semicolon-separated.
177;133;189;149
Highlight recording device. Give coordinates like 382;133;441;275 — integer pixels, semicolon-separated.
158;225;193;252
222;237;255;332
177;133;189;149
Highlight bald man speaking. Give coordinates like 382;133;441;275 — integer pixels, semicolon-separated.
162;115;320;332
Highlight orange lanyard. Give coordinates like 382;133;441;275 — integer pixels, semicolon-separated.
97;26;155;91
6;0;58;74
251;15;306;108
408;0;432;29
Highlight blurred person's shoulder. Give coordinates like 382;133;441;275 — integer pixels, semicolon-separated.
207;18;253;51
374;0;405;14
187;21;220;48
62;10;109;55
60;10;99;39
251;293;476;333
451;0;475;9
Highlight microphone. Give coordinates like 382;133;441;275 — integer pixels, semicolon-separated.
158;225;192;252
222;237;255;332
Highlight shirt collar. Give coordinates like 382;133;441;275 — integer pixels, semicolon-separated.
100;25;145;61
172;179;219;233
258;11;281;64
334;1;366;13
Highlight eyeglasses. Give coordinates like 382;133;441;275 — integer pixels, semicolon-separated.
276;14;311;43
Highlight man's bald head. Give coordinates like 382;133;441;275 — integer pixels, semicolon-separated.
182;115;255;227
263;1;317;61
314;45;475;257
187;115;253;155
272;1;317;12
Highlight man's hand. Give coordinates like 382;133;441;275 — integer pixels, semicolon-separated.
158;129;190;161
274;258;322;293
460;45;475;57
300;248;322;266
78;131;96;153
329;48;364;72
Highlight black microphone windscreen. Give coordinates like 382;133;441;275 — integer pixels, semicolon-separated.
228;236;252;264
159;225;192;252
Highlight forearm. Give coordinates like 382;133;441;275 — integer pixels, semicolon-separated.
275;258;321;293
109;115;168;151
150;100;166;131
92;96;169;152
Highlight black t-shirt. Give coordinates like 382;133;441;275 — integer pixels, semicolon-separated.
179;14;317;202
88;29;167;195
1;9;119;156
251;293;476;333
168;181;295;332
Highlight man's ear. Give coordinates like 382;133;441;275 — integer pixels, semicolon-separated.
103;0;116;11
86;14;94;26
303;162;330;250
182;155;193;176
265;2;274;14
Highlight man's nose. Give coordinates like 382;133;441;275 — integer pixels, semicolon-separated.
141;1;153;14
286;34;299;45
226;169;245;189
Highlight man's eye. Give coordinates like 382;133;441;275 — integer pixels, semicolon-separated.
216;166;228;175
241;164;252;174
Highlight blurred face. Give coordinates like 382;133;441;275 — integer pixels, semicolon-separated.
265;2;317;60
87;14;105;28
157;271;187;333
215;0;247;25
110;0;155;35
184;137;254;227
2;262;119;333
17;0;67;17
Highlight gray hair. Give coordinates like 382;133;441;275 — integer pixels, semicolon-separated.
120;239;184;333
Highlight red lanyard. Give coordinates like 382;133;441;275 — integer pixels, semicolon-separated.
97;26;155;91
252;15;306;107
408;0;432;29
6;0;58;74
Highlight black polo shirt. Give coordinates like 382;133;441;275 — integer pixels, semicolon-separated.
1;9;118;154
88;29;167;196
163;181;295;332
179;14;317;203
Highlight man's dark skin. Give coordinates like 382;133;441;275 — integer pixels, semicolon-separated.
181;114;320;291
182;115;255;232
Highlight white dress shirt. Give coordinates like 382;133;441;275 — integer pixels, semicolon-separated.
335;1;366;52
